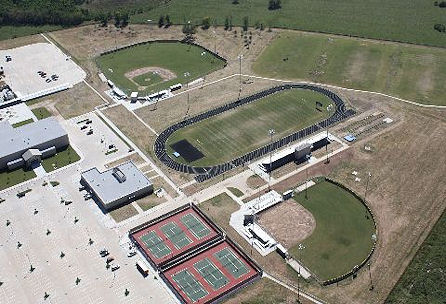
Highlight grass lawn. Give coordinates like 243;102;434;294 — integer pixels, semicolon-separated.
253;32;446;106
290;179;375;281
166;88;333;166
12;119;34;128
224;278;301;304
96;41;226;95
0;25;61;41
109;203;139;222
386;211;446;304
132;0;446;48
32;107;52;120
0;168;36;191
200;193;239;229
227;187;243;197
41;145;80;172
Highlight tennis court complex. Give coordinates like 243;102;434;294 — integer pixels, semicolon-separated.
164;240;260;304
130;204;220;266
130;204;262;304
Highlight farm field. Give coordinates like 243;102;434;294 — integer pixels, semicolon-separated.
291;179;375;281
96;41;226;94
253;32;446;106
165;88;333;167
386;211;446;303
0;25;61;41
132;0;446;48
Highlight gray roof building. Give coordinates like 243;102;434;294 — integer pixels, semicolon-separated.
81;161;153;211
0;117;69;170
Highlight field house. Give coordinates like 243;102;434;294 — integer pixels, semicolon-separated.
129;204;262;304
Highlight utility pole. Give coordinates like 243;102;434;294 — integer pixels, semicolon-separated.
297;243;305;303
325;127;330;164
305;154;310;199
268;129;275;191
238;54;243;100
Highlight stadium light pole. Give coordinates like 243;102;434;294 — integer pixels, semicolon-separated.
268;129;275;191
297;243;305;303
238;54;243;100
305;154;310;199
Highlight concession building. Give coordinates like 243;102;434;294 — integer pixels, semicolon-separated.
0;117;69;171
81;161;153;211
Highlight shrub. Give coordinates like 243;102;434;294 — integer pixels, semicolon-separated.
434;23;446;32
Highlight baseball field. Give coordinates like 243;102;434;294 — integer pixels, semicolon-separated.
96;41;226;94
290;179;375;281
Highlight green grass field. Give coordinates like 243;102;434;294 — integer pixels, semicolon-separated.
290;179;375;281
253;32;446;106
132;0;446;48
0;25;61;41
166;88;333;166
0;168;36;191
386;211;446;304
12;119;34;128
32;107;52;120
96;42;226;94
41;145;80;172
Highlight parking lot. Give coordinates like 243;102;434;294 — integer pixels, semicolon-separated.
64;112;131;170
0;162;175;304
0;43;85;99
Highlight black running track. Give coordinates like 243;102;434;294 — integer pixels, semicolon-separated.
154;84;355;182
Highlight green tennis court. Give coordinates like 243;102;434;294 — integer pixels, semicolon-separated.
172;269;208;302
214;248;249;279
140;231;171;259
181;213;211;239
161;222;192;249
194;258;229;290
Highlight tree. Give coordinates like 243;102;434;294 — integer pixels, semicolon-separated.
121;11;129;28
158;15;164;28
434;23;446;32
224;17;230;30
165;15;172;27
232;0;239;4
268;0;282;10
201;17;211;30
242;16;249;32
114;11;121;28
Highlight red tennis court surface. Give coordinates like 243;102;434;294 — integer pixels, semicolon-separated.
130;204;220;266
163;240;260;304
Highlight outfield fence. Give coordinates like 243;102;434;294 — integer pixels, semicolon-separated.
315;177;377;286
98;39;228;67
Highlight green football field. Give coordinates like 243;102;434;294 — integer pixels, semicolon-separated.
253;32;446;106
165;88;333;167
290;179;376;281
132;0;446;48
96;42;225;95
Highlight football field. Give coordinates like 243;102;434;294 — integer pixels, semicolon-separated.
166;88;333;166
